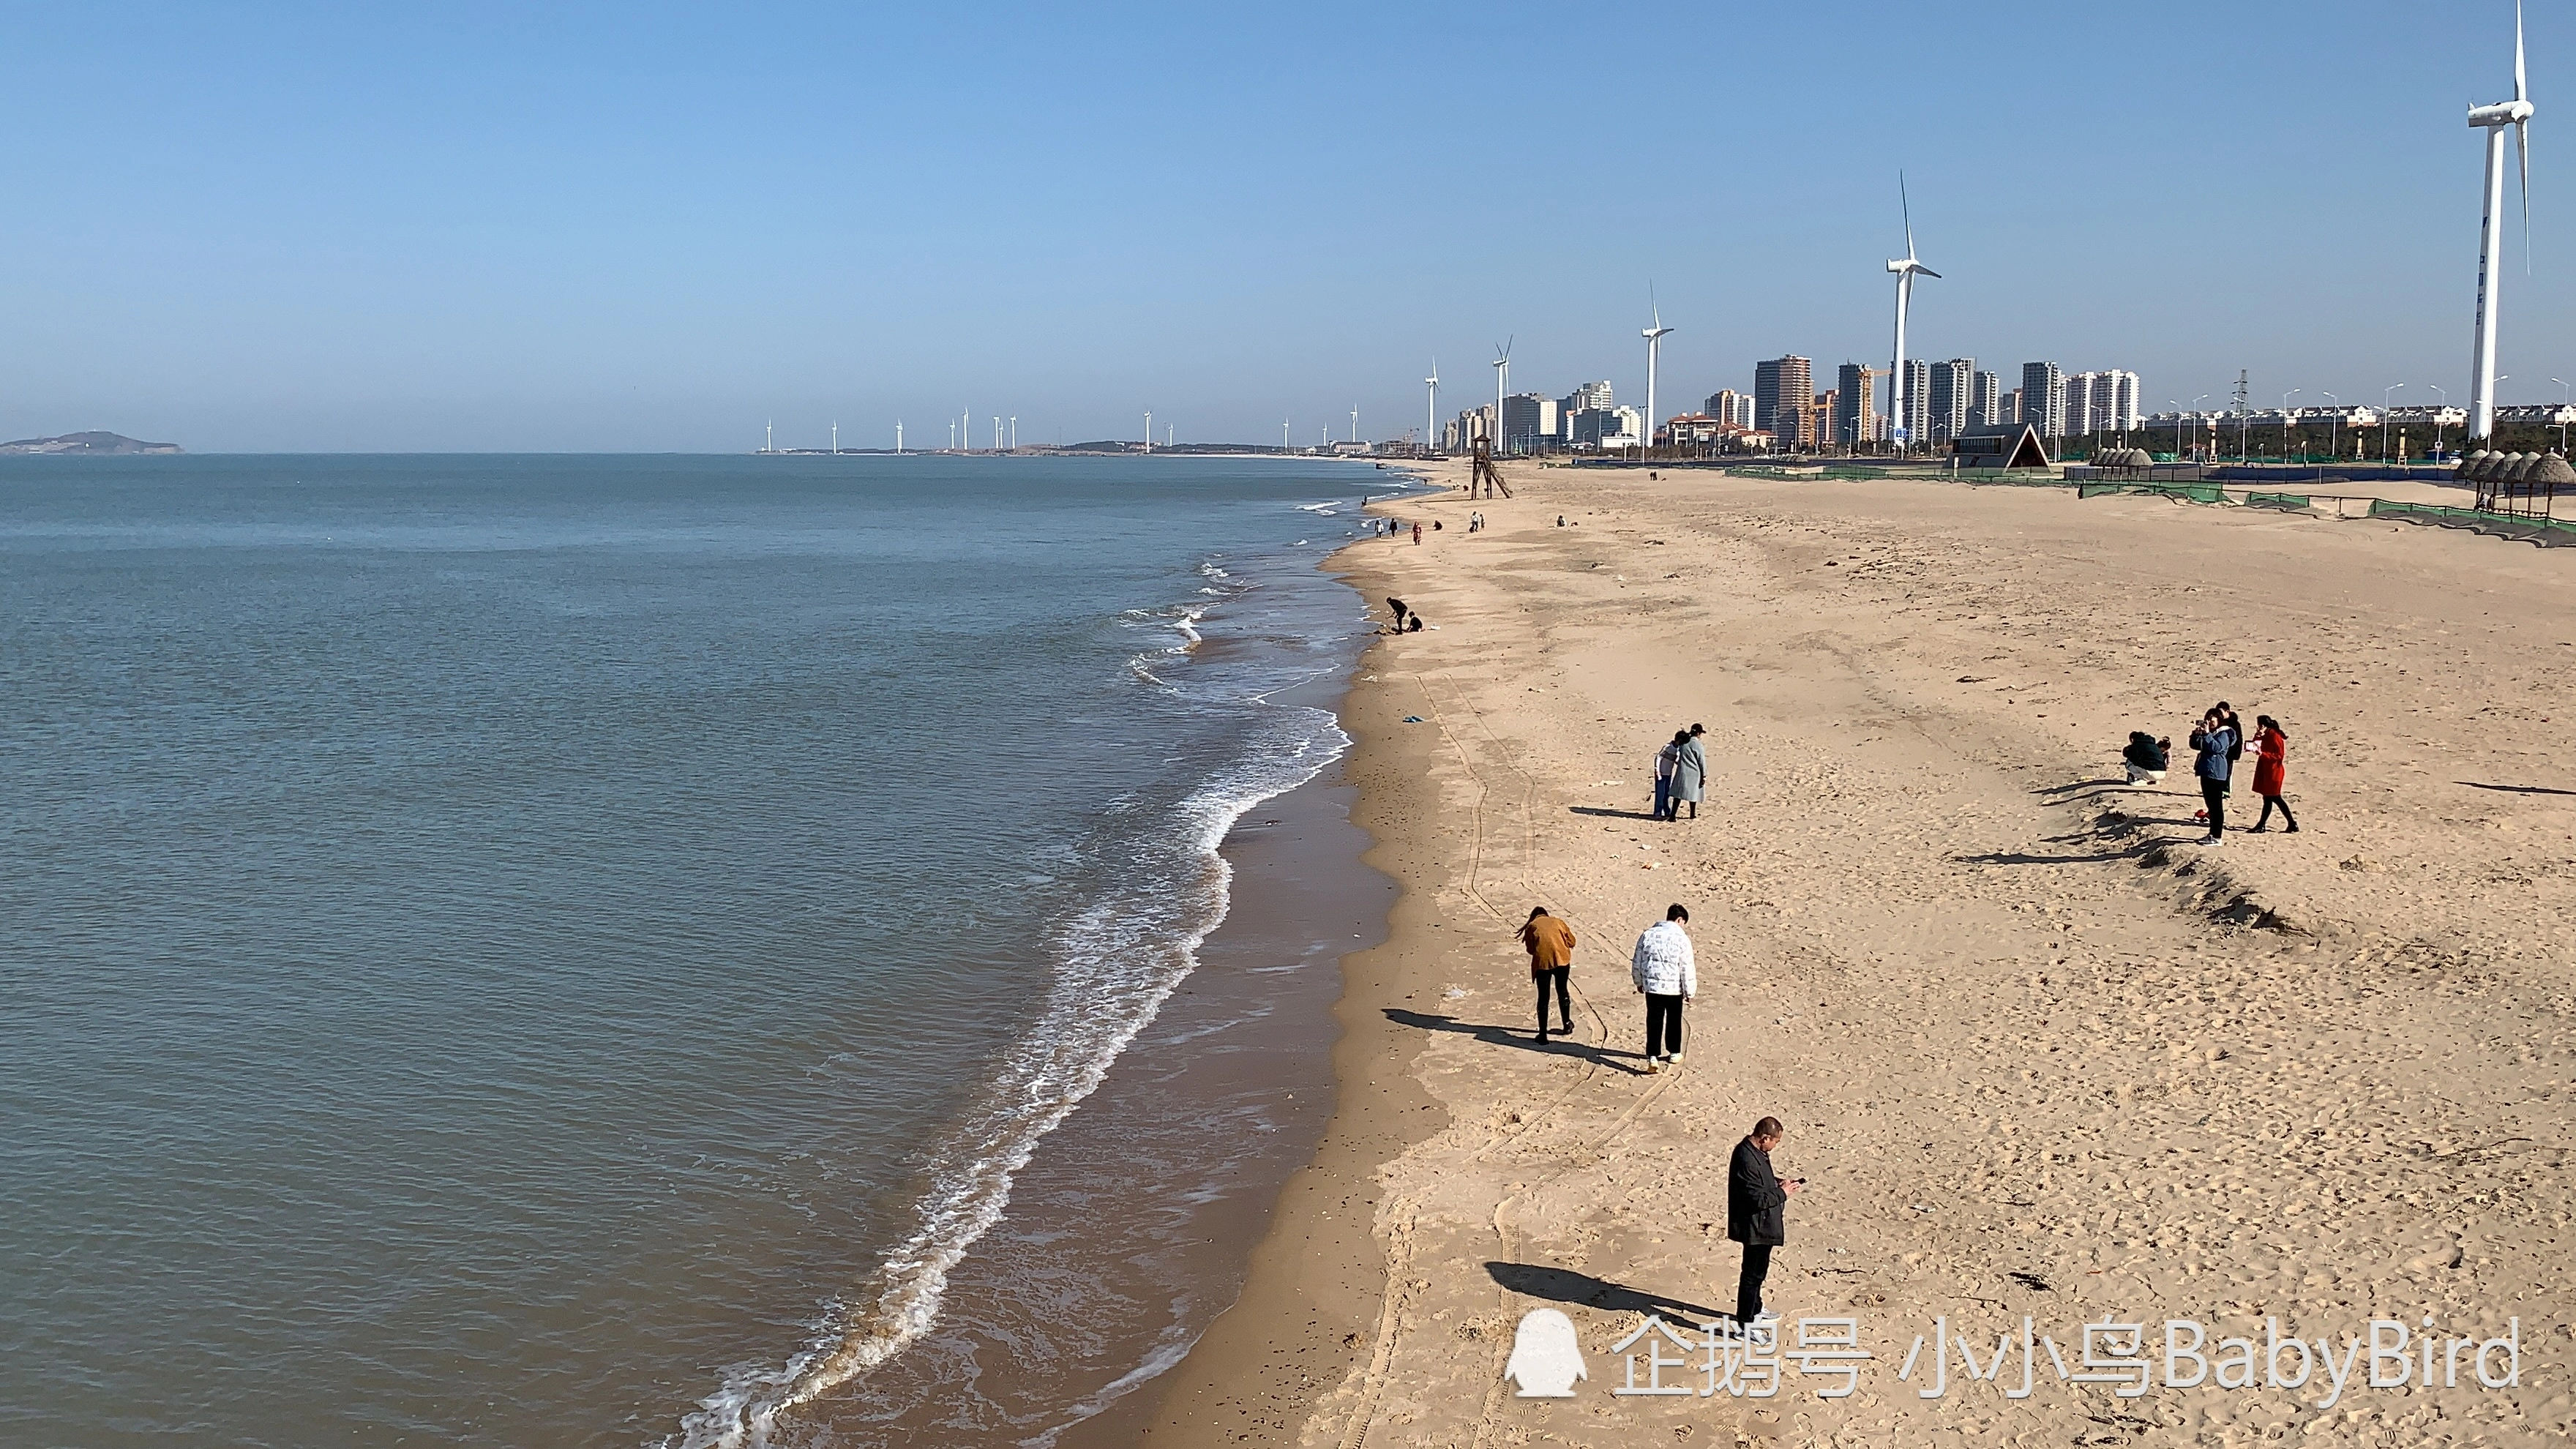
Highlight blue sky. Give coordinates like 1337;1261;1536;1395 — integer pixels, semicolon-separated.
2;1;2565;450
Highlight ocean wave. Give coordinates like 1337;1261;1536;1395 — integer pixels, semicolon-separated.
664;596;1349;1449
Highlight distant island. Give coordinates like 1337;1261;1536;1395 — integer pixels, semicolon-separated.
0;430;184;456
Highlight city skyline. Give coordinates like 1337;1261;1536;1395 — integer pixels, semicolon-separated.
1;1;2566;452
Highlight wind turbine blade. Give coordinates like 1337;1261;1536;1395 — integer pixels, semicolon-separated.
1917;266;1944;280
1901;171;1915;260
2519;119;2533;270
2516;0;2528;103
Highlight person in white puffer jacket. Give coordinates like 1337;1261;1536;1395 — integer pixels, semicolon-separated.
1630;905;1697;1072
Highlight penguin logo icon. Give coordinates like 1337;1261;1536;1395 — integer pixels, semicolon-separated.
1503;1308;1587;1397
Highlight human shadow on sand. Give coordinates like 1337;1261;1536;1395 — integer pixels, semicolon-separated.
1568;804;1663;821
1385;1008;1653;1074
1487;1262;1727;1324
2033;776;2128;795
1954;839;2157;866
2459;780;2576;796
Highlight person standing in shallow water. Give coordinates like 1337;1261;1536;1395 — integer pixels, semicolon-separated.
1629;905;1696;1071
2249;715;2298;832
1519;907;1576;1043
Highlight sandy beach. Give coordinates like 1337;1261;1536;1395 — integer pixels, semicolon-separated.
1127;460;2575;1446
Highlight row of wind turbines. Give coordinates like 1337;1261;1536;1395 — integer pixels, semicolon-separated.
1426;0;2538;459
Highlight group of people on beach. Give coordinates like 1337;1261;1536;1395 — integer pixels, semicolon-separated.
1516;901;1797;1325
2121;701;2297;842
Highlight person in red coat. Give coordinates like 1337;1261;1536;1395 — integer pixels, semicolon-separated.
2250;715;2298;833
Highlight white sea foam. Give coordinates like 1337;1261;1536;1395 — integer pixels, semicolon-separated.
664;586;1350;1449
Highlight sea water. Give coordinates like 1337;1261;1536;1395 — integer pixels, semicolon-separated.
0;453;1400;1445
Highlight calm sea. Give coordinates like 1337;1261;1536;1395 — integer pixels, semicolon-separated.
0;454;1400;1446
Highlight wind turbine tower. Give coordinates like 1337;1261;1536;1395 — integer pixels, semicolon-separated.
1885;174;1942;454
2468;1;2536;442
1491;340;1512;455
1350;405;1359;444
1641;298;1674;455
1425;361;1440;450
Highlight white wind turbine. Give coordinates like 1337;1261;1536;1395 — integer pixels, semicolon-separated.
1885;174;1942;452
1641;295;1674;455
1491;339;1512;454
1426;360;1440;450
2468;0;2536;442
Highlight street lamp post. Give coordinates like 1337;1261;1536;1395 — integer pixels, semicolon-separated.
2429;386;2448;458
2382;384;2405;463
2322;392;2338;464
2555;380;2572;452
2281;390;2300;461
2174;394;2209;461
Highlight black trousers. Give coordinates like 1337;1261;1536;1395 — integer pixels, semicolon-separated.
2255;793;2297;829
1644;993;1684;1057
2201;777;2228;834
1535;967;1571;1030
1737;1243;1773;1322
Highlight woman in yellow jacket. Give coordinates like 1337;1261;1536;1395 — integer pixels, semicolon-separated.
1520;907;1577;1043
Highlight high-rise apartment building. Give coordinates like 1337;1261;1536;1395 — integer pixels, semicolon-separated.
2021;362;2066;438
1561;381;1614;417
1970;370;2003;427
1502;393;1560;453
1705;389;1756;430
1753;356;1813;446
1835;363;1884;447
2100;370;2142;433
2064;372;2097;436
1926;359;1974;442
1806;390;1838;453
1898;359;1931;444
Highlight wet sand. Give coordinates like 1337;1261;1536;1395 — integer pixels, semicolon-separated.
1131;461;2575;1445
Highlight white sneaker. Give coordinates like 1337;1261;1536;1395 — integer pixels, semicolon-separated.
1751;1310;1780;1326
1642;1057;1662;1074
2200;834;2223;846
1667;1050;1684;1064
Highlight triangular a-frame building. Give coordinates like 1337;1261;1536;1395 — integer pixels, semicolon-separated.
1951;423;2051;470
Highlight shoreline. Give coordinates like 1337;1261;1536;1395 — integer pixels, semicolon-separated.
1122;460;1473;1442
1123;460;2572;1445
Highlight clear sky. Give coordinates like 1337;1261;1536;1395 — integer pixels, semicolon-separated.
4;1;2566;451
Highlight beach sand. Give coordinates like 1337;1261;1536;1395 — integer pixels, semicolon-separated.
1127;461;2575;1445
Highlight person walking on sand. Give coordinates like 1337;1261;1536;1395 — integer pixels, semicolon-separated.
1411;522;1423;544
1652;730;1686;822
1728;1116;1800;1326
1629;905;1696;1071
1520;907;1577;1043
1670;724;1708;821
2249;715;2298;833
2190;708;2239;845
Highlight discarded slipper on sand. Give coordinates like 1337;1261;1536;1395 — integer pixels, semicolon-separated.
1403;715;1425;723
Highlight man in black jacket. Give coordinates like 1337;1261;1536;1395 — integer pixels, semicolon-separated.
1728;1116;1800;1325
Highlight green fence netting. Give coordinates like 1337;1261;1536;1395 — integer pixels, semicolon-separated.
2366;498;2576;545
2079;482;2228;503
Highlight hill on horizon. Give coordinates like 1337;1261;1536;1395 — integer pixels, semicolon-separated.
0;430;183;456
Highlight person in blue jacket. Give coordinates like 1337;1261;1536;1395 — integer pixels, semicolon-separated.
2190;708;2240;844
